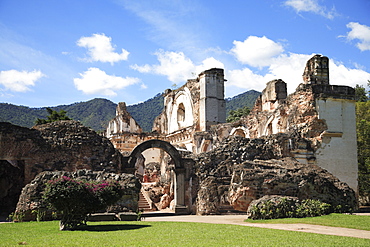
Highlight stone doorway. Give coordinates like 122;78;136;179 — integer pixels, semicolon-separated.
126;139;188;214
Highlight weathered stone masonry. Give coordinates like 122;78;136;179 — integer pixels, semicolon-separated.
0;120;123;216
1;54;357;217
106;54;358;214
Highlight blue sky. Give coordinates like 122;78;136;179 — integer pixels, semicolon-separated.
0;0;369;107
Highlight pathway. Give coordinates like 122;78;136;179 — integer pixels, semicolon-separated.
144;214;370;239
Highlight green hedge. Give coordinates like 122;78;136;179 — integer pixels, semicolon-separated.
247;196;332;220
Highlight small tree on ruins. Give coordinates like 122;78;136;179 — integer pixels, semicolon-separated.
43;176;124;230
35;107;71;125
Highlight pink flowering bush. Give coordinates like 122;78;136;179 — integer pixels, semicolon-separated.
43;176;124;230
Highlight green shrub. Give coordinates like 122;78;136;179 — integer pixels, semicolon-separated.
295;199;331;218
247;196;332;220
43;176;124;230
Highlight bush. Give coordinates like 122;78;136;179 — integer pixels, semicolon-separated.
43;176;124;230
247;196;332;220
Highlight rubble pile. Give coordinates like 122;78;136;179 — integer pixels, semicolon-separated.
193;135;356;214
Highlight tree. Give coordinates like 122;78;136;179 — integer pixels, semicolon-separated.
43;176;124;230
355;84;368;102
226;106;250;123
356;100;370;205
355;80;370;205
35;108;71;125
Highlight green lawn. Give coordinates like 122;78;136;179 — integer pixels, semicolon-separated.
0;220;369;247
245;213;370;231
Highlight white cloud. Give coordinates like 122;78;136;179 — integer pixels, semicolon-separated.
77;33;129;64
131;50;194;83
195;57;225;74
345;22;370;51
230;36;284;67
284;0;336;19
73;67;139;96
226;52;370;95
227;53;309;93
227;68;275;92
267;53;312;93
0;69;45;92
330;61;370;88
131;50;225;83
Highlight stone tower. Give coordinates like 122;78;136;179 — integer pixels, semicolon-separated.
302;54;329;85
198;68;226;131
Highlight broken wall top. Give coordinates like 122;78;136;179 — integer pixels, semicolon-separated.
302;54;329;85
261;79;287;103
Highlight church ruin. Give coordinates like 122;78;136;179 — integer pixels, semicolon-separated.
1;54;358;218
106;54;358;213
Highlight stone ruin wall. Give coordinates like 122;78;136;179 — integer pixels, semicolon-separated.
106;55;358;195
191;55;358;193
90;55;357;212
0;54;358;218
0;120;124;217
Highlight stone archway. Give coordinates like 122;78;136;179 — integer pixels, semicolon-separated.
126;139;188;214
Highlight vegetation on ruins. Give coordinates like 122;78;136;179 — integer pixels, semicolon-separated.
35;108;71;125
42;176;124;230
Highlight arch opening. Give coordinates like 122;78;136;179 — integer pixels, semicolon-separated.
126;139;187;213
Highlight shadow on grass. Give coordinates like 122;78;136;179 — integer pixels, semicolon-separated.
77;224;152;232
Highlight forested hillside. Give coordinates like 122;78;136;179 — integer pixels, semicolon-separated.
225;90;260;113
127;93;164;132
0;90;259;132
0;98;116;132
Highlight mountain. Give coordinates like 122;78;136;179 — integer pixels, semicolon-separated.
0;98;117;132
0;90;260;133
127;93;164;132
225;90;261;113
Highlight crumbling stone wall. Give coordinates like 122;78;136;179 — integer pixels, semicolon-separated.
106;102;142;139
153;80;200;135
246;82;328;148
103;54;358;215
15;170;141;221
0;120;123;216
193;136;356;215
302;54;329;85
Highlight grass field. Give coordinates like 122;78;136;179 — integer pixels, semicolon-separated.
0;218;369;247
245;213;370;231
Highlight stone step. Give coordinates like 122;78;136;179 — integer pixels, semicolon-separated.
138;190;153;211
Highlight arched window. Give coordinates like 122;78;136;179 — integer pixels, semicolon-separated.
177;103;185;127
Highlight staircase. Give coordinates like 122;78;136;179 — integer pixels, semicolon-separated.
138;190;154;211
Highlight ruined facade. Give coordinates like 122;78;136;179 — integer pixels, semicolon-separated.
106;55;358;214
241;55;357;191
1;55;358;218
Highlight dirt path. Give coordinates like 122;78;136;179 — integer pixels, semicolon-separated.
144;215;370;239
